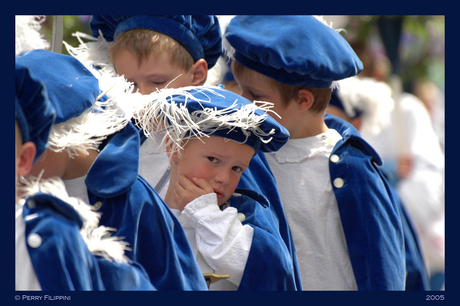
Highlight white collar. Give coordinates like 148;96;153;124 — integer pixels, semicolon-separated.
271;129;342;163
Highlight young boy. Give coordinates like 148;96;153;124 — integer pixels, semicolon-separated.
134;84;301;290
18;49;207;291
15;55;155;291
225;15;406;290
66;15;223;198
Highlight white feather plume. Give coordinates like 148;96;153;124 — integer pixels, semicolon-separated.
335;76;395;135
47;61;141;158
132;85;277;158
15;15;50;56
18;174;131;264
64;31;117;76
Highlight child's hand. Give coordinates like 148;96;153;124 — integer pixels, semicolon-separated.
173;175;214;211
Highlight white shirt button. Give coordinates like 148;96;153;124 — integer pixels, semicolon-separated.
27;233;42;248
237;213;246;222
330;154;340;163
333;178;345;188
92;201;103;211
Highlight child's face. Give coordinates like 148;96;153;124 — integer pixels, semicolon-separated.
113;49;194;94
173;136;255;206
235;68;298;132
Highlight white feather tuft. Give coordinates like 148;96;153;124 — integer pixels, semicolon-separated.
18;174;131;264
335;76;394;135
64;31;117;76
15;15;50;56
47;61;141;157
132;85;277;158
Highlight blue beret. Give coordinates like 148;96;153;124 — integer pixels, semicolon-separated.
90;15;223;69
161;86;289;153
16;50;102;125
225;15;363;88
15;61;56;163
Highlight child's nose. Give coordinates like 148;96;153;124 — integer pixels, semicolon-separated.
215;170;230;185
137;83;155;95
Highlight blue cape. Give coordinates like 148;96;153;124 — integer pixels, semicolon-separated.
22;192;156;290
86;122;208;290
325;113;406;290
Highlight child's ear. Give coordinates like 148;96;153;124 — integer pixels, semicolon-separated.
297;88;315;111
190;59;208;86
17;141;36;177
165;136;180;165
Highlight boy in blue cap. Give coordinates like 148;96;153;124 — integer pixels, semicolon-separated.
66;15;223;199
19;49;207;291
225;15;405;290
134;85;301;290
15;55;155;291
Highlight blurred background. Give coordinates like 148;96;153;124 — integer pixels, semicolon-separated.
39;15;444;94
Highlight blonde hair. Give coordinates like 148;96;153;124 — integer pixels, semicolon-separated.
109;28;195;71
231;60;331;113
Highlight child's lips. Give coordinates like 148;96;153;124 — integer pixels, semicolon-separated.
214;188;224;199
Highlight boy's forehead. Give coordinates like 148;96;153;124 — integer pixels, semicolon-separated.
185;136;255;157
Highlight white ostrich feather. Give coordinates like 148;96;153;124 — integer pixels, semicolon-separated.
18;174;130;264
133;85;278;158
336;76;395;135
64;31;117;76
47;62;141;158
15;15;50;56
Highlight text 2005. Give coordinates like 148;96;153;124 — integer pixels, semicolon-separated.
426;295;444;301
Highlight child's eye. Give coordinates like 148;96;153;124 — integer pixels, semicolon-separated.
232;166;243;173
207;156;219;163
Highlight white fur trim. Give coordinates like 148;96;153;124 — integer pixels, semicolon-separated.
18;174;130;264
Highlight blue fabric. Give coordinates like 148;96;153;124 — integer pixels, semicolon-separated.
90;15;223;68
15;61;55;163
325;113;406;290
225;15;363;88
85;122;208;290
396;192;430;290
231;186;301;290
235;151;302;290
15;50;101;125
23;192;156;290
378;166;430;290
162;86;290;153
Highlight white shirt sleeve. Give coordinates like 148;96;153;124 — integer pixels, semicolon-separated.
179;193;254;286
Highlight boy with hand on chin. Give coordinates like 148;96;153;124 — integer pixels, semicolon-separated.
18;49;207;291
133;85;302;290
225;15;406;290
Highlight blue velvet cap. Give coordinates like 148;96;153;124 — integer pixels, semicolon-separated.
15;49;102;125
90;15;223;68
162;86;289;153
15;61;56;163
225;15;363;88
